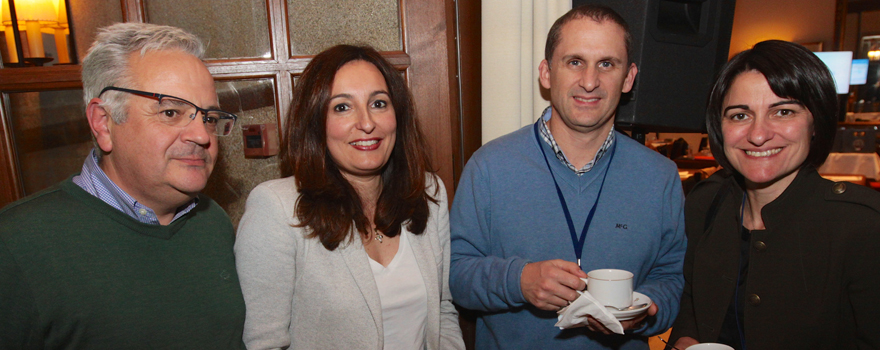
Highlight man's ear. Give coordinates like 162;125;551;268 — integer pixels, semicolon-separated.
539;59;552;90
622;63;638;93
86;98;113;153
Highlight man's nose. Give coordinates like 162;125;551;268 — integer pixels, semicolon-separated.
181;112;213;146
579;67;600;91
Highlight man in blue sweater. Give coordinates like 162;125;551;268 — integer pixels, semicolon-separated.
450;4;686;349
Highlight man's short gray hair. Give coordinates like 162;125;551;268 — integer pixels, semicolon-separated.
81;23;205;124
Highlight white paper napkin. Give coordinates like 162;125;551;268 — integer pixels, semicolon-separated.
555;290;624;334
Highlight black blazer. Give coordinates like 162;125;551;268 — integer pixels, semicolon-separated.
668;168;880;349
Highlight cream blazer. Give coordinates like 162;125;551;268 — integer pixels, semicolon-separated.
234;175;464;350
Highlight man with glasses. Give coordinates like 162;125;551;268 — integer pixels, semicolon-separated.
0;23;246;348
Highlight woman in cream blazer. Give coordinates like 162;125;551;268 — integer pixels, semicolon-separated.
235;177;462;349
234;44;464;350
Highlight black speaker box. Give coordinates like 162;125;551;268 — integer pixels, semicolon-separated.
833;124;879;153
572;0;736;132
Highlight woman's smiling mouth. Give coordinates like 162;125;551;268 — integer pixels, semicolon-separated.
744;148;782;157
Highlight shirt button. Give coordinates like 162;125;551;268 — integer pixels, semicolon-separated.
138;208;148;216
747;294;761;306
753;241;767;252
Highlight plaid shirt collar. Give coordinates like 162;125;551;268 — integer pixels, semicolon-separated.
72;149;198;225
537;107;615;176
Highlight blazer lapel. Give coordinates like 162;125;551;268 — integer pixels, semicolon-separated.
409;230;441;350
693;189;742;341
338;233;384;343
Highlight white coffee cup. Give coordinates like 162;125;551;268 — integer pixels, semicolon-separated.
586;269;633;308
687;343;735;350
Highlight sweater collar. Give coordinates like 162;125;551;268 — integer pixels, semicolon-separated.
61;178;196;240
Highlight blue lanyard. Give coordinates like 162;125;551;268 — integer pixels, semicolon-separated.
533;121;616;268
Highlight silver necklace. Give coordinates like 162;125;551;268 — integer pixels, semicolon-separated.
373;227;384;243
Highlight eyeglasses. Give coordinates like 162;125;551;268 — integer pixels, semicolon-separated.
99;86;238;136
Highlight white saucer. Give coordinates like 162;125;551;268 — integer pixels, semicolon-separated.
609;292;652;321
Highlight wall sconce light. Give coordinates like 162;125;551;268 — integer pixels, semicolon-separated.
868;50;880;61
49;0;68;63
1;0;72;66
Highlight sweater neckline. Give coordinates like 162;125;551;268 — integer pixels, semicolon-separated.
59;177;193;240
536;132;612;192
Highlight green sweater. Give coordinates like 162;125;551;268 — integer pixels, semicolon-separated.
0;178;246;349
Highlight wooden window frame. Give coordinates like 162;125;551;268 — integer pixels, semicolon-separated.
0;0;460;208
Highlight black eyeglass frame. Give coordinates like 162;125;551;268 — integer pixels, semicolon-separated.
98;86;239;136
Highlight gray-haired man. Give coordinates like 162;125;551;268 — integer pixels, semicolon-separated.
0;23;245;349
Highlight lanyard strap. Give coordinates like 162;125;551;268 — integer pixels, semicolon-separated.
533;121;616;268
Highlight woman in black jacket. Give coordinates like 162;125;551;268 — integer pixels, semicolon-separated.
668;40;880;349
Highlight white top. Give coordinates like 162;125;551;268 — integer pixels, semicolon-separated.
234;175;464;350
369;230;428;350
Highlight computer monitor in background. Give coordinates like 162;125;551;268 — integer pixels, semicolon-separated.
851;58;869;85
813;51;853;94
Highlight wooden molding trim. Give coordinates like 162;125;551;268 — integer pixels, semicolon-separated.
0;65;82;91
0;97;22;207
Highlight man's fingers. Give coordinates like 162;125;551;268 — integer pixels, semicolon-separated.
647;302;658;316
554;259;588;278
552;283;581;303
546;260;586;293
548;295;570;309
620;304;655;330
521;260;586;308
534;270;580;301
556;273;586;293
586;316;612;335
534;294;570;311
618;302;656;330
620;314;646;330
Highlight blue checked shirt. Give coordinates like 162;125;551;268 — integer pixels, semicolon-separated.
538;107;615;176
72;149;198;225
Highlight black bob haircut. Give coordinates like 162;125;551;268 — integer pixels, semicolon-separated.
706;39;838;174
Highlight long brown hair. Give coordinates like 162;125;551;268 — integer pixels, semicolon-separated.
280;45;436;251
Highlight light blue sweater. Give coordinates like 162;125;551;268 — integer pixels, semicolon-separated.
450;122;686;349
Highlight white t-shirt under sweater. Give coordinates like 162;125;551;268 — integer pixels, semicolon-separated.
368;231;428;350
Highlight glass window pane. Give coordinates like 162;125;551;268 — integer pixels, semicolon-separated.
287;0;402;55
70;0;122;63
203;77;280;226
144;0;271;60
6;90;90;195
